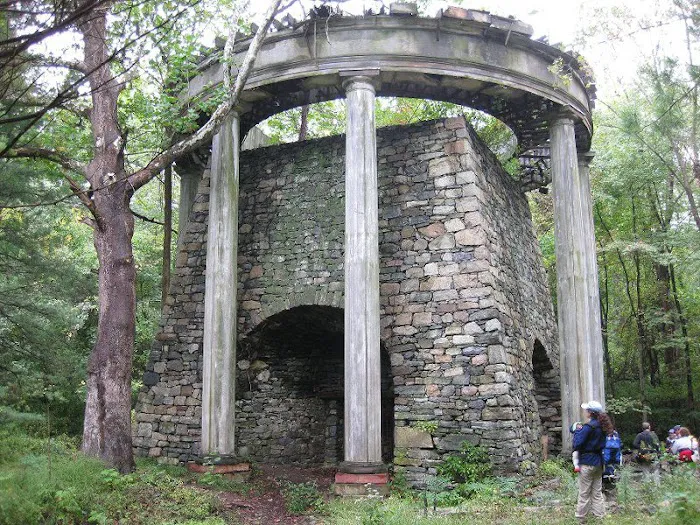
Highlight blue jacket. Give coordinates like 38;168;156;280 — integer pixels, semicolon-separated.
573;419;606;466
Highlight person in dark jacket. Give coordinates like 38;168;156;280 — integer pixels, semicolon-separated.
633;422;660;461
572;400;614;521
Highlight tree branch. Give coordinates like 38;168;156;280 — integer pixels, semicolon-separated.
128;0;285;191
5;147;97;216
131;209;177;233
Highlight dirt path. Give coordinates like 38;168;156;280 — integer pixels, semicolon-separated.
217;465;335;524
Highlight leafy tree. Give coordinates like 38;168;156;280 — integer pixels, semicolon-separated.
1;0;285;472
591;2;700;416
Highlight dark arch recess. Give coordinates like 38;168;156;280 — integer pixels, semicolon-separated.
532;339;562;456
235;305;394;465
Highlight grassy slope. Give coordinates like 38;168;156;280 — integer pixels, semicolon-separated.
2;430;699;525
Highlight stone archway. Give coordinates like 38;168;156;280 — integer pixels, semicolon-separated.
532;339;562;456
235;305;394;466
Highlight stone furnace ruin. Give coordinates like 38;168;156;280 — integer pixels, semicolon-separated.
134;4;605;490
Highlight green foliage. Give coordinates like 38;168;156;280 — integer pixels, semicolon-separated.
537;458;570;480
414;420;438;434
606;396;651;415
263;98;516;170
280;480;325;515
0;429;226;525
436;442;491;484
388;467;412;498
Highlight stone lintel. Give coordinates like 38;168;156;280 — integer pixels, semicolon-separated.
187;462;251;482
188;462;251;473
442;6;491;25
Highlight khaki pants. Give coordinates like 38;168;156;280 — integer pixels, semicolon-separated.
576;465;605;518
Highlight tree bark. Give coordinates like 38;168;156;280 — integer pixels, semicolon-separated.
79;3;136;473
598;247;614;396
83;190;136;473
298;104;309;141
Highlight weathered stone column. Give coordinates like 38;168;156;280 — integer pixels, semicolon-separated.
201;113;240;459
550;112;605;454
577;151;605;404
341;74;383;473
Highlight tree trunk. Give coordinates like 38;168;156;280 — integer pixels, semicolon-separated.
298;104;309;141
599;248;614;396
79;4;135;473
670;264;695;406
75;0;284;473
82;183;136;473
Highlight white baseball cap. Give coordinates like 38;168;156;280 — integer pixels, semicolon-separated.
581;400;603;413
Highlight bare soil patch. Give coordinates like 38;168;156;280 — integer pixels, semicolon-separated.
217;464;335;524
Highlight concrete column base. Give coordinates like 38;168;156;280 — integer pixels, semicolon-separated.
338;461;388;474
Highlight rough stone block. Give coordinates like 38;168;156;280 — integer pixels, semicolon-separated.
395;427;434;449
390;3;418;16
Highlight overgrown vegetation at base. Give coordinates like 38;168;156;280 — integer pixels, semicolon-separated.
1;426;700;524
0;429;239;525
280;481;326;515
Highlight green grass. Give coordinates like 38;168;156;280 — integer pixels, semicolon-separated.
2;427;700;525
0;430;238;525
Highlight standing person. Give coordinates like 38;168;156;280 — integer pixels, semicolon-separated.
573;400;613;521
633;422;660;462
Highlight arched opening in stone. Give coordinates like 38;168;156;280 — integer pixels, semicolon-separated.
235;304;394;466
532;339;562;456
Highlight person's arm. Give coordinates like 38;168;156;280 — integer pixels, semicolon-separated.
633;432;642;450
573;424;592;451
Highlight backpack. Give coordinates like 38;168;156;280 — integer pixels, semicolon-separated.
637;432;659;463
679;449;694;462
603;432;622;465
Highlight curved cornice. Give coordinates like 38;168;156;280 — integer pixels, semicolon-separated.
185;12;594;151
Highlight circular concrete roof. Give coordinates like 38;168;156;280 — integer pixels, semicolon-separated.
185;6;595;154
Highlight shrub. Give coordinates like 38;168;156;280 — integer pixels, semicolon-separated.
537;458;570;480
0;430;225;525
281;481;325;515
436;441;491;484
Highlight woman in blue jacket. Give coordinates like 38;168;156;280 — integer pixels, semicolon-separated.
572;400;615;521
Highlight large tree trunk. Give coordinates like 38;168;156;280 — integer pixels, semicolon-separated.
83;186;136;473
79;3;135;473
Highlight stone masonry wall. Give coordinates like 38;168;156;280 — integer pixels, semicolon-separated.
134;117;559;483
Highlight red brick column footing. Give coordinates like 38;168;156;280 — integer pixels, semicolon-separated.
334;472;389;484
